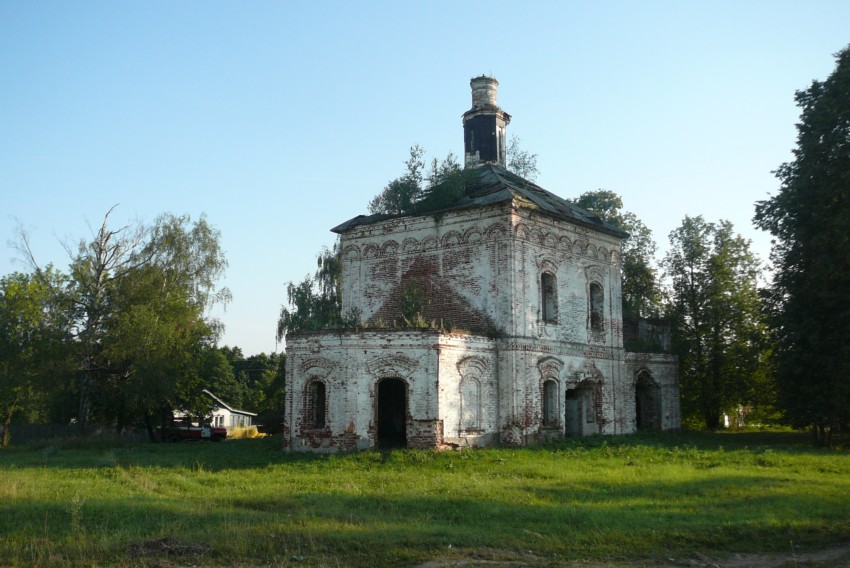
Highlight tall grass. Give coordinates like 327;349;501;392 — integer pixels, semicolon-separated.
1;431;848;567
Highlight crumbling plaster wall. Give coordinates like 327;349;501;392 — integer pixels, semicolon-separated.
339;205;510;330
284;329;491;452
494;337;633;444
437;335;498;447
338;203;625;343
626;352;681;431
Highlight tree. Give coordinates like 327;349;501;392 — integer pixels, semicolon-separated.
753;46;850;446
664;216;769;429
569;190;663;318
17;208;229;436
282;139;540;337
369;140;538;217
219;348;286;432
368;145;426;216
0;270;70;447
105;213;229;437
506;135;539;181
277;243;349;338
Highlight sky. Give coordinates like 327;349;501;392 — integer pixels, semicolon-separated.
1;1;848;357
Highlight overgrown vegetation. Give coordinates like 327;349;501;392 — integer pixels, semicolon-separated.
1;431;848;567
568;189;664;319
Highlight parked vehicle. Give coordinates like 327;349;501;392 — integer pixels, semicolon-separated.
161;422;227;443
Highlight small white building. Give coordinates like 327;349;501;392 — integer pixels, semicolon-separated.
174;390;257;429
284;76;679;452
204;390;257;428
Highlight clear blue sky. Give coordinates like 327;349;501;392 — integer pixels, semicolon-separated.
2;1;848;356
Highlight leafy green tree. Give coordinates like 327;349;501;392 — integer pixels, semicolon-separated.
0;270;70;447
753;46;850;446
221;349;286;432
664;216;769;429
276;242;349;337
368;145;426;216
506;135;539;181
104;266;212;437
368;140;538;217
569;190;663;318
18;208;229;436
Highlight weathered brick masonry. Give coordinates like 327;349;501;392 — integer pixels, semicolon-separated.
284;76;679;452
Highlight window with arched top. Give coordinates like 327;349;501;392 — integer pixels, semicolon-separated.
308;381;326;429
543;379;558;427
589;282;604;331
541;272;558;323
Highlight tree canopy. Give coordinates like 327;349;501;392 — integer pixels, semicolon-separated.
9;208;232;441
0;270;70;447
368;140;538;217
569;190;663;319
664;216;770;429
754;45;850;446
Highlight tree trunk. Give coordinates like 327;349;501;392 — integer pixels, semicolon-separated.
2;409;12;448
2;393;21;448
144;412;158;443
78;368;93;434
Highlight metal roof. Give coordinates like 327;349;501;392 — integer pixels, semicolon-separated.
332;163;629;239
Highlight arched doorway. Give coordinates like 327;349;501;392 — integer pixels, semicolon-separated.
635;371;661;431
377;378;407;449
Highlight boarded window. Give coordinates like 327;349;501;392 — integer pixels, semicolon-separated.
308;381;326;429
460;377;481;430
589;282;604;331
542;272;558;323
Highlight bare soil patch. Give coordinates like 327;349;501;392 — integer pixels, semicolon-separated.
414;543;850;568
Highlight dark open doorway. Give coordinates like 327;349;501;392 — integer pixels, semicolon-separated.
635;372;661;431
377;378;407;449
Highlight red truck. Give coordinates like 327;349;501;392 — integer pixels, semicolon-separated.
161;423;227;442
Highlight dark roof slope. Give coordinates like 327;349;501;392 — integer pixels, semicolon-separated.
332;163;628;239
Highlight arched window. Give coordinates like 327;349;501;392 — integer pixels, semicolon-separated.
308;381;326;429
541;272;558;323
589;282;604;331
543;379;558;426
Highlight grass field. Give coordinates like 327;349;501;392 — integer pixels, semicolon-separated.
1;431;849;567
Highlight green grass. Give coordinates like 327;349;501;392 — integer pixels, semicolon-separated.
1;431;849;567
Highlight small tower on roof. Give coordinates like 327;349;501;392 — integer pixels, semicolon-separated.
463;75;511;168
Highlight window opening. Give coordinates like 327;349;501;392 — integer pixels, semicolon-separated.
589;282;604;331
309;381;326;429
543;380;558;426
542;272;558;323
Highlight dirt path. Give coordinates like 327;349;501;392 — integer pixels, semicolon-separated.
414;543;850;567
679;543;850;567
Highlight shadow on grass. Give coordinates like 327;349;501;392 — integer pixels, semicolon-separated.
0;430;840;474
1;471;846;567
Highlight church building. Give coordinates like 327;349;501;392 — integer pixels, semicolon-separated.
283;76;680;451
